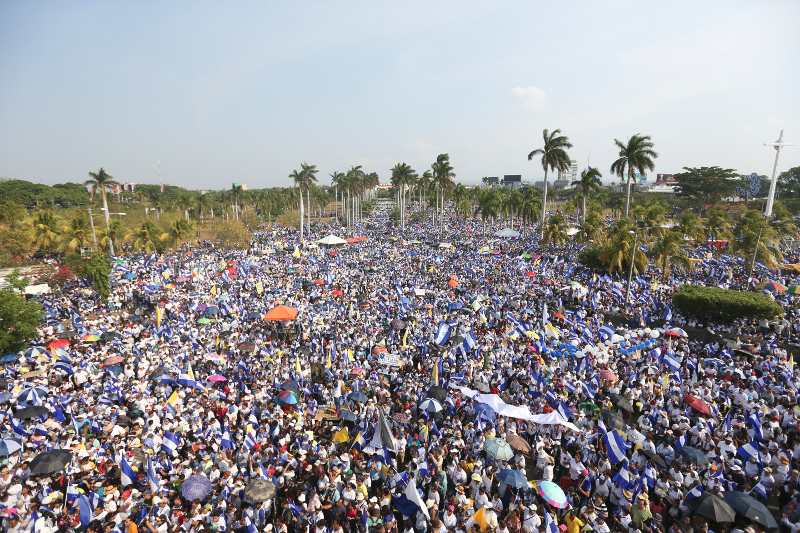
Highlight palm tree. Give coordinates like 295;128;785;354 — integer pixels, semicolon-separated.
528;129;573;238
84;168;120;254
516;187;541;235
195;193;214;222
599;220;648;274
301;162;319;232
329;171;345;219
473;189;501;236
676;211;705;243
576;211;606;244
391;163;416;228
59;217;90;252
541;213;568;247
32;211;58;250
733;210;784;270
99;219;124;252
176;191;195;221
161;219;194;249
126;220;161;253
649;231;692;279
610;134;658;219
289;169;306;241
431;154;455;232
572;168;603;224
417;170;432;208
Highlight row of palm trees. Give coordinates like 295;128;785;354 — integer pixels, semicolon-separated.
527;128;658;234
32;210;195;254
387;154;457;229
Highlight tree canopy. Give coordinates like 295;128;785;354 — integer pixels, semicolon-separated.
0;179;90;207
0;270;43;353
672;166;738;209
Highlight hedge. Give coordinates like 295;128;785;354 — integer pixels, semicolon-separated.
672;284;783;321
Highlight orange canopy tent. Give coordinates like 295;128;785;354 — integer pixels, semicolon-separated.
264;305;298;321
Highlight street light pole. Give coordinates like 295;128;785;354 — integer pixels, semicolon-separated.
625;230;639;309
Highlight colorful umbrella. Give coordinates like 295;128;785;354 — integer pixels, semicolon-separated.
331;290;343;295
207;375;227;382
181;474;213;501
277;390;298;404
81;335;101;342
47;340;70;349
536;480;568;508
599;369;618;381
787;285;800;294
755;281;786;291
506;434;531;453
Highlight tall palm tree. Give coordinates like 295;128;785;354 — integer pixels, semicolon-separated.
84;168;120;254
516;187;541;235
32;211;58;251
576;211;605;244
59;217;90;252
431;154;455;232
649;231;692;279
610;134;658;219
391;163;415;228
195;193;214;222
473;189;501;237
417;170;432;208
289;169;306;241
301;162;319;232
126;220;161;253
528;129;573;238
572;168;603;224
598;220;648;274
676;211;705;243
329;171;345;219
176;191;195;221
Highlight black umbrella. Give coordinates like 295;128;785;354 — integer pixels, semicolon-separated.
338;410;357;422
29;449;73;474
678;446;709;466
690;493;736;523
642;450;667;469
58;330;79;339
244;479;276;502
127;316;143;323
426;386;447;403
280;380;300;394
218;330;233;337
607;393;634;412
391;318;406;330
14;406;49;419
721;491;777;530
148;366;167;380
601;409;627;432
101;332;122;341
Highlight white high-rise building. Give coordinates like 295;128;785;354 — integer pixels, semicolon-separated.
554;160;578;189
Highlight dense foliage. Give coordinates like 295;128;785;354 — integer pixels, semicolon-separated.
0;179;90;207
64;252;113;301
0;271;43;353
672;284;783;321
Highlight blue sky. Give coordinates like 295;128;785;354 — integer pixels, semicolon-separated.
1;1;798;190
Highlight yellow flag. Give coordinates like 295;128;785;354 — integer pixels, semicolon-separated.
256;281;263;294
295;356;302;373
332;427;349;443
210;284;216;295
466;506;486;532
402;329;409;347
327;353;332;368
431;357;438;385
155;306;163;328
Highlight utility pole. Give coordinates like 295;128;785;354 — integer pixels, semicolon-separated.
764;130;795;217
88;208;97;249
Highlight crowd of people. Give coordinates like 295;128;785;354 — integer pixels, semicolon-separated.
4;201;800;533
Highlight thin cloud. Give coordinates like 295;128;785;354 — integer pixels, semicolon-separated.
510;86;547;112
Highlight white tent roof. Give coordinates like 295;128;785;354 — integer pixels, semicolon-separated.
494;228;520;238
317;235;347;245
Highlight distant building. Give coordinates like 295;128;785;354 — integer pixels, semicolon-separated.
232;183;248;191
114;182;136;193
553;178;571;190
557;160;578;185
484;177;499;188
502;175;522;190
656;174;676;184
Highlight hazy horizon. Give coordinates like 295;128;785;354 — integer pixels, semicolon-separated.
1;1;798;190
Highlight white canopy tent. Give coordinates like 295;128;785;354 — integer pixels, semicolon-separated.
317;235;348;246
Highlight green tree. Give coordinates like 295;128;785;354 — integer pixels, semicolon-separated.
672;166;738;210
99;219;124;252
431;154;455;230
528;129;573;237
705;208;733;245
610;134;658;218
161;219;194;249
572;168;603;224
0;193;26;228
84;168;120;254
541;213;568;247
733;209;784;269
598;219;648;274
82;251;112;301
59;217;90;252
32;211;59;250
649;231;692;279
777;166;800;198
516;187;541;235
676;211;705;243
126;220;161;253
0;270;42;353
391;163;416;228
473;189;501;236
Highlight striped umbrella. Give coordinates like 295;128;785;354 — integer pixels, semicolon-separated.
276;391;298;404
787;285;800;294
484;438;514;461
418;398;443;413
755;281;787;292
536;480;568;508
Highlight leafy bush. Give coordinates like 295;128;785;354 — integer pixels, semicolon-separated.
672;284;783;321
577;247;607;270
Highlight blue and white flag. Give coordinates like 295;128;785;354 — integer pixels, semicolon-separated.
597;324;615;341
146;453;160;493
161;432;180;455
737;441;761;463
687;484;704;500
603;430;631;464
120;455;136;487
748;411;763;441
750;480;768;499
544;510;559;533
220;425;235;450
613;462;632;488
434;322;452;346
